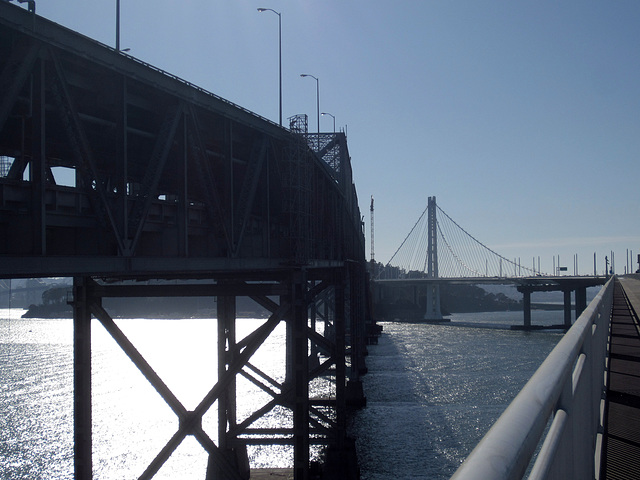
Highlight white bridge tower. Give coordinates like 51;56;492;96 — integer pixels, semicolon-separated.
424;196;445;321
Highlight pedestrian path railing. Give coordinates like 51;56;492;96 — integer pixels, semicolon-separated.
451;277;614;480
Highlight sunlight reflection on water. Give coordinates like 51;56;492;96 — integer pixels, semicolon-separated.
0;313;303;479
349;311;563;480
1;309;563;479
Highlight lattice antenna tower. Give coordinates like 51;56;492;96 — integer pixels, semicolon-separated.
288;114;308;135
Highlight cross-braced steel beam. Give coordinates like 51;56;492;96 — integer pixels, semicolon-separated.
2;5;371;478
70;267;364;479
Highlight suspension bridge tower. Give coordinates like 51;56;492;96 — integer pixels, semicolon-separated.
424;196;445;322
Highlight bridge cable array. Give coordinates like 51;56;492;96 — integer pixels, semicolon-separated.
380;202;542;279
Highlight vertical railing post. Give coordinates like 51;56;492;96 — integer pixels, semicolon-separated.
592;288;613;475
557;363;575;479
578;312;599;479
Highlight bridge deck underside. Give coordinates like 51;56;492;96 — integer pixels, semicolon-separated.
601;276;640;479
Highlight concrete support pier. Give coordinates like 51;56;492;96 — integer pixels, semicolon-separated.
522;289;531;329
516;276;607;330
563;289;572;328
424;283;445;322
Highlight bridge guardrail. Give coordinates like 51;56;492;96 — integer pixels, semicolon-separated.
451;276;614;480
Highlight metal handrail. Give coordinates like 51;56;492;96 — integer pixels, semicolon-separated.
451;276;614;480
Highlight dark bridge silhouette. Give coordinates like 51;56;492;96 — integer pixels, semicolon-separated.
0;3;372;479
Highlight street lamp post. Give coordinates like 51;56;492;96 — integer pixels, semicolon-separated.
258;8;282;127
116;0;120;51
300;74;319;150
321;112;335;133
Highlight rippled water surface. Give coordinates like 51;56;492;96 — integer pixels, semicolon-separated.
1;308;563;479
0;311;300;479
350;311;563;480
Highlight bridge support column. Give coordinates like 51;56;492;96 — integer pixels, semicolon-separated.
322;268;361;480
208;290;249;480
217;293;234;452
575;287;587;318
291;270;310;480
41;269;365;478
334;271;347;443
522;289;532;330
424;283;444;322
563;289;572;329
349;262;367;377
72;277;93;480
424;197;445;322
309;298;320;370
346;262;366;406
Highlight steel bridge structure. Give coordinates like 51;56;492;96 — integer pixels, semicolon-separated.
0;3;372;479
373;196;607;327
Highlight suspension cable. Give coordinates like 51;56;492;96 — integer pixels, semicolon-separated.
437;221;483;276
385;204;427;270
384;201;544;277
436;205;537;276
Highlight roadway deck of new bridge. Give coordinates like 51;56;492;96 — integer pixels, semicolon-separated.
600;275;640;479
373;275;608;327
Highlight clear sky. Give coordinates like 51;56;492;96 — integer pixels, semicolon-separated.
26;0;640;275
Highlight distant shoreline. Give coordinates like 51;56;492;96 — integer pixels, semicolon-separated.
531;303;564;311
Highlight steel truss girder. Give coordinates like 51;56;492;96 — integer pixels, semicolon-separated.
0;4;366;277
0;40;40;133
71;268;355;480
73;277;290;479
128;101;184;254
232;135;268;257
87;298;246;480
186;105;231;252
47;47;126;254
88;281;288;298
0;27;290;264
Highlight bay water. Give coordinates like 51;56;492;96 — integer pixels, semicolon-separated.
1;308;564;479
352;311;563;479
